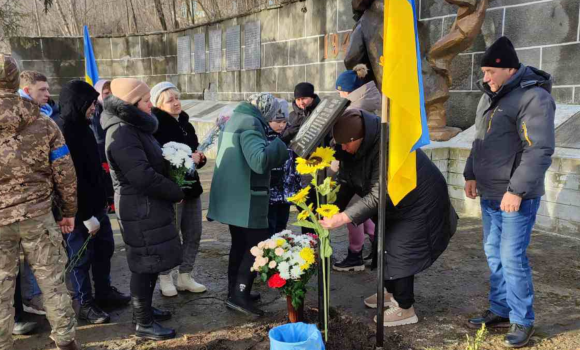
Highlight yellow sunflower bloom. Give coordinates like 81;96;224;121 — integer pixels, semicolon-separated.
316;204;340;218
287;186;311;205
295;147;336;175
297;210;309;221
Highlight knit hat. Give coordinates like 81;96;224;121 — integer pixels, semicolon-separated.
294;82;316;99
94;79;111;103
333;109;364;144
481;36;520;69
247;93;280;122
336;64;368;93
0;54;20;92
150;82;178;107
110;78;150;105
271;98;289;122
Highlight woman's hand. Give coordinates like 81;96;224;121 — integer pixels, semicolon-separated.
320;212;352;230
192;152;202;165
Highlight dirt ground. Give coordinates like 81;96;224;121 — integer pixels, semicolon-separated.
13;162;580;350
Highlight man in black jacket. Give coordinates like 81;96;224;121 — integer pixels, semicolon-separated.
282;82;321;142
463;37;555;348
59;80;130;325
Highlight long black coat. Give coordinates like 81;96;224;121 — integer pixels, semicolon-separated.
101;96;184;274
59;80;107;222
151;107;206;199
335;110;457;280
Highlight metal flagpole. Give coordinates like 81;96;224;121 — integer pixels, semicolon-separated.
376;95;389;349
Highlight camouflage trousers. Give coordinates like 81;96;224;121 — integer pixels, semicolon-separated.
0;212;76;350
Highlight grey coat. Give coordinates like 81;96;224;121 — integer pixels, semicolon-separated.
464;65;556;200
101;96;184;274
346;81;381;114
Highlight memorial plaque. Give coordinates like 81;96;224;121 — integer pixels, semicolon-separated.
290;98;350;158
226;25;241;71
244;21;261;70
177;36;191;74
194;33;206;73
209;29;222;72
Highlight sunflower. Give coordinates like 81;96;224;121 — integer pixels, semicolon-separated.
287;186;311;205
295;147;336;175
297;203;313;221
316;204;340;218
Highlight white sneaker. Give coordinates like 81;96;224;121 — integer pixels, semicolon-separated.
159;274;178;297
176;273;207;293
373;303;419;327
364;289;395;308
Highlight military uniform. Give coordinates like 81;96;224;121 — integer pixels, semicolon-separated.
0;55;78;350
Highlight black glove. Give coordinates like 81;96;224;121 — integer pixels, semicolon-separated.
280;130;296;145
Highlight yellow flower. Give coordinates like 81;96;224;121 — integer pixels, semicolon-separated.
297;203;313;221
287;186;311;205
299;247;316;269
316;204;340;218
295;147;336;175
276;238;286;247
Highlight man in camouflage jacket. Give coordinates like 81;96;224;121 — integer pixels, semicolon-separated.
0;54;80;350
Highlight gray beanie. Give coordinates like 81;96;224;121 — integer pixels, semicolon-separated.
247;93;280;122
271;98;289;122
150;82;178;107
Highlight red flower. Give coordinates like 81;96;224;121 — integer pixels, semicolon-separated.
267;273;287;289
102;162;110;173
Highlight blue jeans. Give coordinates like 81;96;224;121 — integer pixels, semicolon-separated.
22;260;42;300
480;198;540;327
65;210;115;304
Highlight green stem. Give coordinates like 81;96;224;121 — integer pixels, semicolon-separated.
321;249;328;342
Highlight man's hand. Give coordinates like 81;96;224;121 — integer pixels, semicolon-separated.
501;192;522;213
83;216;101;236
192;152;202;165
320;212;352;230
465;180;477;199
58;217;75;234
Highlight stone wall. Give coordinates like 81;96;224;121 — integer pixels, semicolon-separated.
420;0;580;129
10;0;355;102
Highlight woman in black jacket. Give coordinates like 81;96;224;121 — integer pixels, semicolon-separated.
321;109;457;328
150;82;207;297
101;78;184;341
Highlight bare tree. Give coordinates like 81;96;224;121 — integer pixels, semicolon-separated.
154;0;167;31
54;0;73;36
32;0;42;36
129;0;139;33
171;0;179;29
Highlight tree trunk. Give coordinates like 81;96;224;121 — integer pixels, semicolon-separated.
129;0;139;33
171;0;179;29
67;0;80;35
32;0;42;36
185;0;194;25
54;0;73;36
154;0;167;31
125;0;131;33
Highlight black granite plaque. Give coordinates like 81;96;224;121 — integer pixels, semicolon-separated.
290;98;350;158
226;25;241;71
177;36;191;74
244;21;261;70
209;29;222;72
193;33;206;73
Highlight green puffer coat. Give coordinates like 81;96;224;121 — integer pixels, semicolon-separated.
207;102;289;229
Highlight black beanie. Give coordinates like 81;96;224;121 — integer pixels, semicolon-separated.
481;36;520;69
294;82;316;99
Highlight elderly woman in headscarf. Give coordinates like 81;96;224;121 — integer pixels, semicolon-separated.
207;93;289;317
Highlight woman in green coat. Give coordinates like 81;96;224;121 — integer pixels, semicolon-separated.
208;93;289;316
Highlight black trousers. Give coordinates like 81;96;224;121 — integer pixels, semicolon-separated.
14;271;23;322
228;225;271;294
385;275;415;309
268;203;291;235
130;272;159;299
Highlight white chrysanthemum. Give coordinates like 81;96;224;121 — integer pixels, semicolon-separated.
290;265;303;280
184;157;194;170
278;262;291;280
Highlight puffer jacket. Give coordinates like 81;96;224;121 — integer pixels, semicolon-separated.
0;55;77;226
282;96;321;142
346;81;381;114
464;65;556;200
101;95;184;274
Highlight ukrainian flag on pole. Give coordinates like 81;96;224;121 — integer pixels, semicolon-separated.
382;0;430;206
83;25;99;86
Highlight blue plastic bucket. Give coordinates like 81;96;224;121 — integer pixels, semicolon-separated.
269;322;325;350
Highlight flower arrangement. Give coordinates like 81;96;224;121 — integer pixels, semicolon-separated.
162;142;195;188
197;112;231;153
287;146;341;340
251;230;318;310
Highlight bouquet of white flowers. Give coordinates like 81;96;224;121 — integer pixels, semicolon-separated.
250;230;318;309
162;142;195;188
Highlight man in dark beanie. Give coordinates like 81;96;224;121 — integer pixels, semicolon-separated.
463;36;555;348
322;109;456;327
282;82;321;142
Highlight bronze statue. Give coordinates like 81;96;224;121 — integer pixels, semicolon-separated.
345;0;489;141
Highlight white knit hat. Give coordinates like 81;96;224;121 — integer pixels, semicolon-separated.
150;82;178;107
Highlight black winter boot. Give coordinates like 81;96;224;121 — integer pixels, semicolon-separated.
226;283;264;317
333;250;365;272
79;301;110;324
227;274;260;302
132;297;176;341
132;306;172;324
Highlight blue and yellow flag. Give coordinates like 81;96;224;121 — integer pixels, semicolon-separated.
83;26;99;86
382;0;430;206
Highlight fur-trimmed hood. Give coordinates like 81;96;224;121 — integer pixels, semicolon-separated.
101;95;158;134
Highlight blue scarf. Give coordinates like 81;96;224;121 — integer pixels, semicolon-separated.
18;89;53;118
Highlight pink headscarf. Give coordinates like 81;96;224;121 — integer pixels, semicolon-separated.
94;79;111;103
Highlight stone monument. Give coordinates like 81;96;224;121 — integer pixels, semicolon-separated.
345;0;488;141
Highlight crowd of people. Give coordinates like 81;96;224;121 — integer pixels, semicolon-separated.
0;35;555;350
